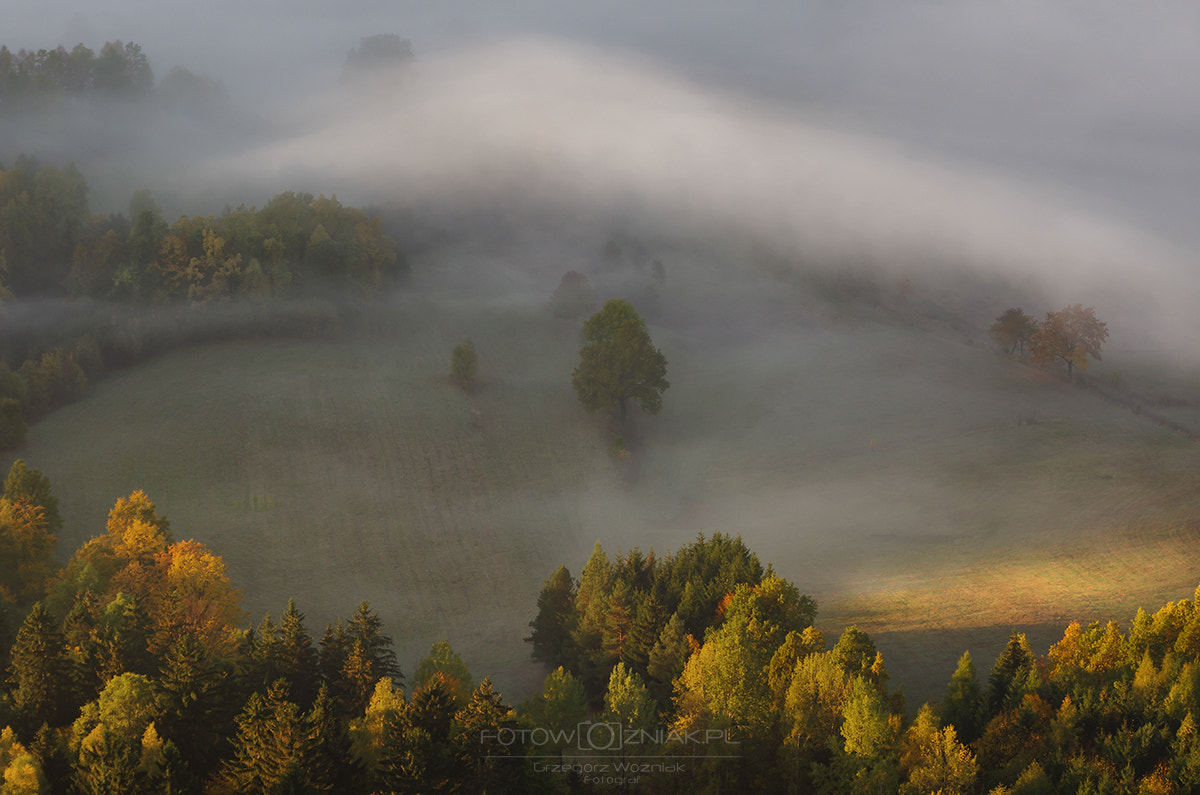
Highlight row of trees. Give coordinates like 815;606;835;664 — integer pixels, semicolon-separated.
989;304;1109;378
0;159;408;449
525;545;1200;793
6;458;1200;791
0;159;406;301
0;42;153;102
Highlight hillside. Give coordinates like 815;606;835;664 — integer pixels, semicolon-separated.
14;250;1200;705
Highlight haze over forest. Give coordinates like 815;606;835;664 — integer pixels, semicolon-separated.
4;0;1200;781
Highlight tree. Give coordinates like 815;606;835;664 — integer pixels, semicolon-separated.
412;640;474;707
941;651;984;744
449;339;477;389
571;298;669;419
1028;304;1108;377
8;602;76;734
525;565;577;669
989;308;1037;356
4;461;60;536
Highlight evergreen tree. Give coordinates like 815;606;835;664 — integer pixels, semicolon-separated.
379;674;460;793
454;677;526;794
300;684;365;794
346;601;401;684
153;633;232;780
278;599;320;711
525;565;577;669
8;602;76;735
942;650;985;744
221;678;308;794
647;612;692;705
987;632;1037;716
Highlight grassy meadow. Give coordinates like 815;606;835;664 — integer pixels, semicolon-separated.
14;253;1200;707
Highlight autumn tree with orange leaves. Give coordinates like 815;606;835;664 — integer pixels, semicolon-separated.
1028;304;1108;378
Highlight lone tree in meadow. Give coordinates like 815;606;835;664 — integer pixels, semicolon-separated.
989;307;1038;356
572;299;669;419
450;339;478;389
1029;304;1109;378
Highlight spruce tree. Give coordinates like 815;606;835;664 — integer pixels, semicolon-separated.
942;650;985;744
525;565;577;669
8;602;75;735
987;632;1036;716
278;599;320;710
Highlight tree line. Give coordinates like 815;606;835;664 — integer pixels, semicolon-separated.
2;457;1200;791
0;158;408;450
0;42;153;103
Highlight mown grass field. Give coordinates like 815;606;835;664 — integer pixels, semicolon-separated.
15;258;1200;707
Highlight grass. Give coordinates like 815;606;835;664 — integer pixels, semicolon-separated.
14;263;1200;707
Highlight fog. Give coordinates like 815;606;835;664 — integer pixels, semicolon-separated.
7;1;1200;351
6;1;1200;699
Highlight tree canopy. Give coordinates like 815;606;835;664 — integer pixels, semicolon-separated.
1028;304;1109;377
571;298;669;419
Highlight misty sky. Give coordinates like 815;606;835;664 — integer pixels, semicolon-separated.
7;1;1200;350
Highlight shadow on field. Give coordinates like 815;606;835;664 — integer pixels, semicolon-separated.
871;623;1071;712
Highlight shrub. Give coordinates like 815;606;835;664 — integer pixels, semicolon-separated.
450;339;477;389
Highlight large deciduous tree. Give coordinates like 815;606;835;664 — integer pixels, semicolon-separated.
571;299;668;419
1028;304;1108;377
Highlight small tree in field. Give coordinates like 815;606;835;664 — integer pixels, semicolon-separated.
989;308;1037;356
572;299;668;419
450;339;477;389
1029;305;1108;378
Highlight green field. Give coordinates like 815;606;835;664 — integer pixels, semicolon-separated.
15;257;1200;707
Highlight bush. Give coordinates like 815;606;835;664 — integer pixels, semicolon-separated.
450;339;477;389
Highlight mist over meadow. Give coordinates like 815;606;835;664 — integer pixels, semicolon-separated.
5;0;1200;707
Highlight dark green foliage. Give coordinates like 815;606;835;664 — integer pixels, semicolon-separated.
153;633;235;780
221;679;307;794
987;631;1037;716
942;650;985;744
378;674;460;793
455;678;529;794
572;298;669;418
300;685;365;794
277;599;320;711
647;612;691;703
8;602;76;735
525;565;577;668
